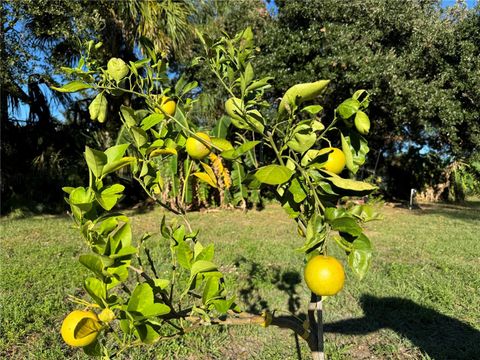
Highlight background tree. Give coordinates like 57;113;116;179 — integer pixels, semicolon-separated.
0;0;197;214
255;0;480;200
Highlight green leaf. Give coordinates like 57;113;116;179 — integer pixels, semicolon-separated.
191;260;217;278
133;58;150;69
111;222;132;251
172;225;185;244
278;80;330;116
322;171;377;194
255;165;294;185
131;127;148;148
127;283;170;317
79;254;114;277
301;149;330;168
348;234;373;280
96;216;119;235
153;278;170;290
96;184;124;211
212;116;231;139
246;76;273;92
106;264;130;288
244;63;254;86
105;144;129;163
109;245;137;259
349;204;383;222
85;146;107;178
69;187;94;210
50;81;92;93
324;207;348;221
88;93;108;123
135;323;160;344
288;178;307;203
230;111;265;134
120;105;137;127
127;284;157;313
337;98;360;120
306;213;324;242
297;214;327;253
311;120;325;132
102;157;135;177
202;276;220;304
330;217;362;236
62;186;75;195
84;277;106;306
220;141;260;160
195;244;214;262
341;132;356;173
316;180;338;195
302;105;323;114
149;148;177;158
352;90;367;101
180;81;198;97
176;241;193;269
287;124;317;153
141;113;165;131
212;298;235;314
343;132;370;173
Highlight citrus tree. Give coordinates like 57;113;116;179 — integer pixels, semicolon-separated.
53;28;380;360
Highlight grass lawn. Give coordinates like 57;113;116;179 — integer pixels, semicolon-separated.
1;200;479;359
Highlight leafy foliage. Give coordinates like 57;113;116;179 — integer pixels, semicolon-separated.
54;26;381;356
256;0;480;196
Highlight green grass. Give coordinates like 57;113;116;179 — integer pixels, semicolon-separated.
1;200;479;359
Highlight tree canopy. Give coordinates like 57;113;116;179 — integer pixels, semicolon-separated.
257;0;479;164
1;0;479;214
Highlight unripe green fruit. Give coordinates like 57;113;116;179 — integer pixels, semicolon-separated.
107;58;129;82
186;132;211;160
278;80;330;116
354;110;370;135
225;97;264;133
225;97;245;121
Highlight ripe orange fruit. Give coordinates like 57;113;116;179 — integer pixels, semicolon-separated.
61;310;102;347
154;96;176;116
185;132;211;160
304;255;345;296
316;147;346;174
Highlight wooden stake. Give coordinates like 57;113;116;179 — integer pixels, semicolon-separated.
309;293;324;360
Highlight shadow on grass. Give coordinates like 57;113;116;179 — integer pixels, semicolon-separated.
324;295;480;360
234;256;305;359
234;256;303;314
416;202;480;222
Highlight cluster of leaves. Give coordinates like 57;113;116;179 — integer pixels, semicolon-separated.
56;46;240;355
56;26;380;356
197;28;379;278
256;0;480;194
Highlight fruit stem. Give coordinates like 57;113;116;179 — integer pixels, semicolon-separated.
181;159;194;206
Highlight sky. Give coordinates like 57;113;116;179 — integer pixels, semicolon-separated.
11;0;479;123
